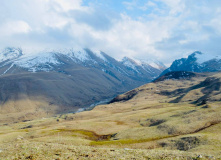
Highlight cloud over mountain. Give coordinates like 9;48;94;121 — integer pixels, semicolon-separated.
0;0;221;64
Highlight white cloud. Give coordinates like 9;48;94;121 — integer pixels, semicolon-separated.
0;20;31;36
53;0;83;11
122;0;137;10
44;12;70;29
0;0;221;64
139;1;157;11
159;0;185;15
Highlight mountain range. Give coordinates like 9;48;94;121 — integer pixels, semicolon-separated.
1;48;221;122
0;47;166;122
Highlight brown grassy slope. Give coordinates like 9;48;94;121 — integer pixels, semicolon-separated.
0;72;221;159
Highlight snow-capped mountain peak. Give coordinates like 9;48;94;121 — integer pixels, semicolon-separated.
92;50;107;61
121;57;139;70
0;47;23;62
67;49;91;62
13;52;62;72
121;56;166;70
0;47;166;82
137;59;166;70
120;56;166;78
160;51;221;77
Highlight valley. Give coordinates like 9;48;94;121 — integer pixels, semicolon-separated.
0;71;220;159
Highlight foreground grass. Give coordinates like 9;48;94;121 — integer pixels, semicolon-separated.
0;141;215;160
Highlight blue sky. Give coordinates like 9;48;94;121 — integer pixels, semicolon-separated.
0;0;221;64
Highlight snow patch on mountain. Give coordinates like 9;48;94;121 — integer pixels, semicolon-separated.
146;60;165;69
69;49;90;62
0;63;15;76
13;52;62;72
121;56;165;70
121;57;139;71
126;57;142;65
0;47;22;62
92;50;107;61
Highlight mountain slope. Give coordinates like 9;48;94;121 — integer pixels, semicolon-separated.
121;57;166;80
153;71;202;82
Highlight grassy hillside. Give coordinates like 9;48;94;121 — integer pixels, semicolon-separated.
0;72;221;159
